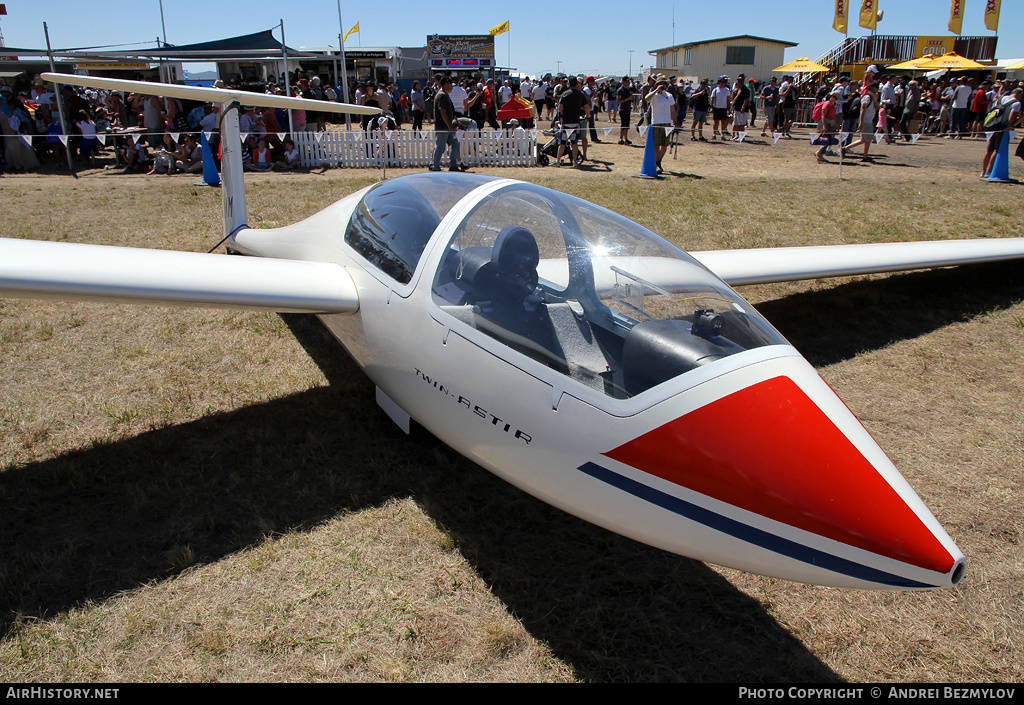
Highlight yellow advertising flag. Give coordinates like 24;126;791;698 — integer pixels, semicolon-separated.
948;0;963;35
490;20;509;36
859;0;877;31
834;0;848;34
343;22;359;42
984;0;1001;32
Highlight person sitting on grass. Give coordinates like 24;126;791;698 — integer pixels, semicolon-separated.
274;137;300;170
244;137;273;172
173;133;203;174
121;134;148;172
148;133;178;174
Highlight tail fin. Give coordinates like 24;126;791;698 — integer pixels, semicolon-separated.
41;73;380;241
218;103;248;240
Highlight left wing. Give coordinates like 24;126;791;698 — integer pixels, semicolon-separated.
0;237;358;313
691;238;1024;286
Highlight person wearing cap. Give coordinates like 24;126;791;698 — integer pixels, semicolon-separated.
710;76;732;139
760;76;778;136
669;76;686;129
430;75;465;172
30;76;47;103
644;75;676;172
861;64;879;96
555;75;587;166
689;78;710;141
498;79;513;108
519;77;533;103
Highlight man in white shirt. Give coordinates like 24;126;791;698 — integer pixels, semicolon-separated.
533;79;549;120
498;80;513;107
951;77;974;138
644;75;676;173
710;76;732;139
450;79;469;117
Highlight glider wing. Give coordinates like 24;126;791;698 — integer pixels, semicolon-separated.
0;237;358;313
691;238;1024;286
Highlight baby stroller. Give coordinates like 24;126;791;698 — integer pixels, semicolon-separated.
537;126;585;166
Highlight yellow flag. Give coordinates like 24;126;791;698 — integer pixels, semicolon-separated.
489;21;509;36
948;0;963;35
859;0;877;31
343;22;359;42
984;0;1001;32
833;0;848;34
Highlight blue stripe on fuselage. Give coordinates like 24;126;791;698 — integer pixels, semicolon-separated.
578;461;934;589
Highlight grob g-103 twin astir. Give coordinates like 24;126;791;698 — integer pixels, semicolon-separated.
4;74;1023;590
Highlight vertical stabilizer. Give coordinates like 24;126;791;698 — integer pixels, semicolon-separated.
218;103;248;240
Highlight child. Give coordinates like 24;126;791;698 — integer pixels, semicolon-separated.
876;100;889;144
245;137;272;171
274;137;299;170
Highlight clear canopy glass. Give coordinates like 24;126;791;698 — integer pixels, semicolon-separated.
430;180;787;398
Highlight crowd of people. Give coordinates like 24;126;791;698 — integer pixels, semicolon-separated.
2;65;1022;177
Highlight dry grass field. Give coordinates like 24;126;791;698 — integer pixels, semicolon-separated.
1;124;1022;682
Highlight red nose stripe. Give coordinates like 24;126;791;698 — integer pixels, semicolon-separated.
604;376;953;573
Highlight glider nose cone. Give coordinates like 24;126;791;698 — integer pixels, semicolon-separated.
605;363;965;589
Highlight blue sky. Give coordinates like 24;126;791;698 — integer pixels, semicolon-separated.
3;0;1021;78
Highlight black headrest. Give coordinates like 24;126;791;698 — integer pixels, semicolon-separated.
491;225;539;290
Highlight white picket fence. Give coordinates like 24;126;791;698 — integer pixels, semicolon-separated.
291;129;537;169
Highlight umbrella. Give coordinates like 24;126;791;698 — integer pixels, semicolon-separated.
914;52;986;71
887;54;942;71
773;57;830;73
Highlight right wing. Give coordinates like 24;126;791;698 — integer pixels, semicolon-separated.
691;238;1024;286
0;237;358;314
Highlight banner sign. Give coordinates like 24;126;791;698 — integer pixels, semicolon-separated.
427;34;495;61
834;0;848;34
984;0;1001;32
859;0;877;31
948;0;963;35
